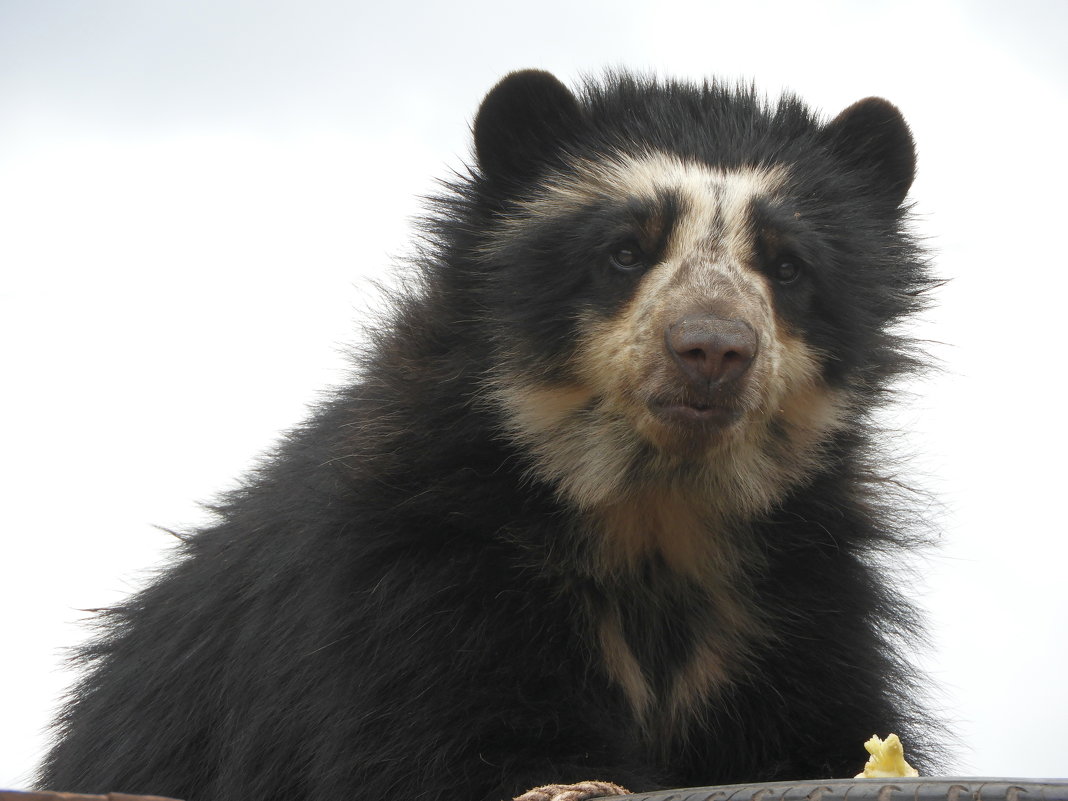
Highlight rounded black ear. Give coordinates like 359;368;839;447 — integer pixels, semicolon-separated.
473;70;582;187
823;97;916;207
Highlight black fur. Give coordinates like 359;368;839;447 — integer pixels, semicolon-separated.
40;71;941;801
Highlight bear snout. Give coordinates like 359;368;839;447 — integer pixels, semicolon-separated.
664;314;758;391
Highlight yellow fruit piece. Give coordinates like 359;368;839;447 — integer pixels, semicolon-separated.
854;733;920;778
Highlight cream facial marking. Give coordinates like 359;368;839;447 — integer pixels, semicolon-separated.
485;150;852;547
482;152;787;266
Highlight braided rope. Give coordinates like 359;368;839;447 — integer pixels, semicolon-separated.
513;780;631;801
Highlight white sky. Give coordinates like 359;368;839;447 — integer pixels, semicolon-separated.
2;0;1066;790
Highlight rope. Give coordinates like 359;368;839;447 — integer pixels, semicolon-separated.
513;780;631;801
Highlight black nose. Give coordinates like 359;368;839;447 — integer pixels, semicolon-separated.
665;315;757;386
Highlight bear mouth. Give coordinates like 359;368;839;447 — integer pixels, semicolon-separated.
647;396;743;429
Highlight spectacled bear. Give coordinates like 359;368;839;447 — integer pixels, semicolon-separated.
39;70;942;801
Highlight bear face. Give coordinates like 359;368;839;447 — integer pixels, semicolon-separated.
484;153;841;514
470;72;926;577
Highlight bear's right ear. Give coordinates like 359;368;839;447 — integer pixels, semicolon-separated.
474;70;582;189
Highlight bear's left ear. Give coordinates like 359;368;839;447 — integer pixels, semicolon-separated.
822;97;916;207
474;69;583;189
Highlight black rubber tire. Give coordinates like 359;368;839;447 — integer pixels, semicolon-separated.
610;779;1068;801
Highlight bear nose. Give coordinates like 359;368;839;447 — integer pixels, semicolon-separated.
665;315;757;385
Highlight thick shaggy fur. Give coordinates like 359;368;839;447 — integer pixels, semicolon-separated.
40;71;940;801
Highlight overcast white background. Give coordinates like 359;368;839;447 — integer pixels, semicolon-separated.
2;0;1066;791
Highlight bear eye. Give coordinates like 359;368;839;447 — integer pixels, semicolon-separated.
609;244;646;272
773;258;803;284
